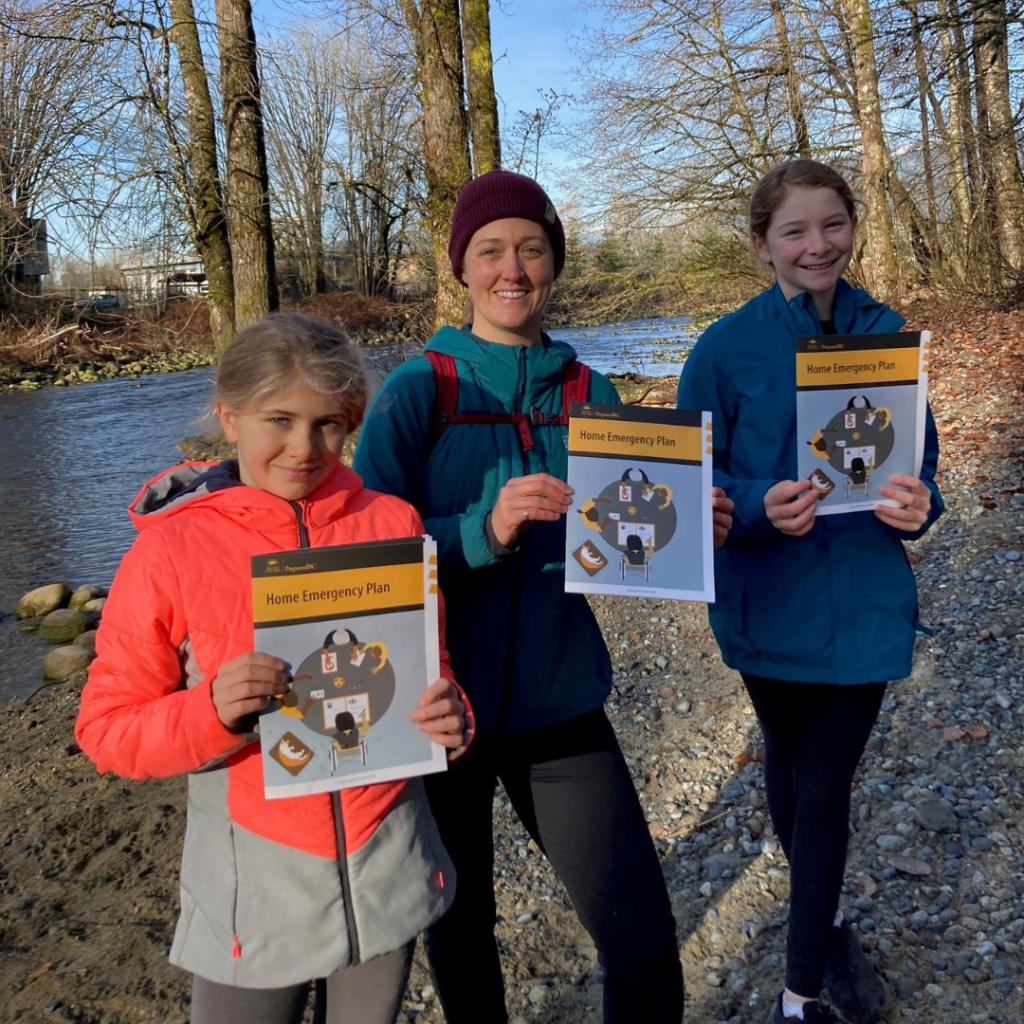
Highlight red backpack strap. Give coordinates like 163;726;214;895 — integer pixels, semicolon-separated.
424;352;590;451
561;360;591;419
424;350;459;443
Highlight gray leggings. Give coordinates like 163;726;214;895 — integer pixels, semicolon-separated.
189;941;415;1024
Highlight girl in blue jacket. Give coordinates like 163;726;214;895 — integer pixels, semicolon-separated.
677;160;943;1024
356;171;733;1024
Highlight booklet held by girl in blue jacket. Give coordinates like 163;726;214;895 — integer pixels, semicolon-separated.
564;403;715;602
251;536;447;798
797;331;930;515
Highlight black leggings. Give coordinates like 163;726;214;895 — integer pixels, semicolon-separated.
190;942;414;1024
424;708;683;1024
743;675;886;998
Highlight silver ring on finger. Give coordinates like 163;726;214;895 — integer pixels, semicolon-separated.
523;507;530;520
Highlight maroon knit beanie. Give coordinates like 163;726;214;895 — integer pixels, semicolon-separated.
448;169;566;282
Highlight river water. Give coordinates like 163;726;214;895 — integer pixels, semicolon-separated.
0;316;696;699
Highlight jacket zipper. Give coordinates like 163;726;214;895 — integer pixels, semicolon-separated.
288;500;361;965
496;348;529;730
516;345;527;415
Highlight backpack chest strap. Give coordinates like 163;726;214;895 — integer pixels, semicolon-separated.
426;349;591;453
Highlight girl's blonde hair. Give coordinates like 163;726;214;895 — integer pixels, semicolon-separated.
215;313;367;430
749;159;856;240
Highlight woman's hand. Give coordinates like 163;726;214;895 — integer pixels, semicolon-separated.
212;652;290;732
491;473;573;548
410;677;466;749
764;479;818;537
711;487;734;548
875;474;932;531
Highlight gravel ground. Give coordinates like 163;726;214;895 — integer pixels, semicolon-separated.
0;312;1021;1023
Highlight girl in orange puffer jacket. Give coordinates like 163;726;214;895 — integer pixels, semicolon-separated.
76;314;472;1024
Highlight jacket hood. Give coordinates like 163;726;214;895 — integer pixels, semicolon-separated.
128;460;366;535
423;325;578;369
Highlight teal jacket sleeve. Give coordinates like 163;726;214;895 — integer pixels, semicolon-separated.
589;371;622;407
677;340;777;541
353;360;500;571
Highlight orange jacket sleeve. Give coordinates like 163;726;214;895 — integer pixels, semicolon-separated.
75;529;243;779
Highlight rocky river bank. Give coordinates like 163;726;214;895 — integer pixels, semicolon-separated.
0;309;1021;1024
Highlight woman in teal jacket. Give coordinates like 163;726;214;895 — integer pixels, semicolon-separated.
678;160;942;1024
355;171;716;1024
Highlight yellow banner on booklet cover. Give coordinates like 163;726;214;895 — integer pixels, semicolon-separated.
796;348;919;388
568;419;702;462
253;562;423;625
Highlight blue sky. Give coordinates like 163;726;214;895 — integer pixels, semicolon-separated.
489;0;583;129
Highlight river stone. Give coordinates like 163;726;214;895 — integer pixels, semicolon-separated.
38;608;91;643
888;856;932;876
15;618;42;633
15;583;71;620
914;799;959;833
702;853;740;880
69;584;105;610
42;645;94;681
73;630;98;650
82;597;107;614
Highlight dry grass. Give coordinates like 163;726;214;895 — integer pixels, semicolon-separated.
0;302;214;370
281;290;435;341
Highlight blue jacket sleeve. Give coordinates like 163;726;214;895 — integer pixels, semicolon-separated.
353;361;500;571
900;402;944;541
677;340;777;541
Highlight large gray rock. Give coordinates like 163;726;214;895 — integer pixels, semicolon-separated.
37;608;91;643
42;645;94;681
73;629;99;650
914;798;959;833
69;584;105;611
701;853;740;880
82;597;107;614
14;583;71;620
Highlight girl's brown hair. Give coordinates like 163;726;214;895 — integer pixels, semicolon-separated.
749;159;856;239
215;313;367;430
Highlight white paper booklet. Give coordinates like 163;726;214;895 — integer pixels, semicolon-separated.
564;402;715;602
796;331;930;515
251;536;445;798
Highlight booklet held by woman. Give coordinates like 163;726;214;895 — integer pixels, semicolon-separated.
564;402;715;602
251;536;446;798
796;331;930;515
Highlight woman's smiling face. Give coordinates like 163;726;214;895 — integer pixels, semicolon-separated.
753;185;856;315
460;217;555;345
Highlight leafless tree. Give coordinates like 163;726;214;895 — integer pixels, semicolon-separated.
0;1;114;305
262;21;420;298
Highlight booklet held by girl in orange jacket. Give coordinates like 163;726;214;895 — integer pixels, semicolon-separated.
251;536;446;798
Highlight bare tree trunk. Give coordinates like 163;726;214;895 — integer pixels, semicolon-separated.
970;10;1002;284
935;0;974;254
769;0;810;157
905;0;940;263
844;0;899;299
884;150;935;275
168;0;235;347
947;0;982;205
399;0;472;328
214;0;278;329
460;0;501;174
973;0;1024;272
